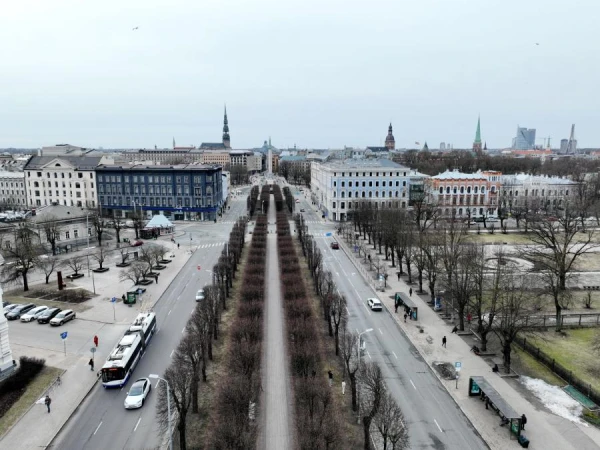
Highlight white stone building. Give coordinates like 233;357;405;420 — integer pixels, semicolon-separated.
310;159;426;221
499;173;579;213
0;172;27;210
24;155;112;208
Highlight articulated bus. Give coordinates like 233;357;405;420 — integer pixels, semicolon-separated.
101;312;157;388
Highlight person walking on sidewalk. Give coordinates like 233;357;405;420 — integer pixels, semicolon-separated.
45;395;51;413
442;336;447;348
93;335;98;347
328;370;333;387
451;325;458;334
342;379;346;395
397;272;401;281
154;274;159;283
404;313;408;322
409;288;413;296
394;302;398;313
521;414;527;430
89;358;94;371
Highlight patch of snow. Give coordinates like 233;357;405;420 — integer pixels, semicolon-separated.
520;376;587;426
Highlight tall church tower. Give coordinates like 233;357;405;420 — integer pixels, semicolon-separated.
473;116;483;153
222;106;231;148
385;123;396;150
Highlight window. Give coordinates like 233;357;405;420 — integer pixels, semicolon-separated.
460;186;464;194
65;231;70;239
74;229;79;238
333;201;336;208
333;181;337;187
78;173;83;178
88;228;92;236
446;187;450;194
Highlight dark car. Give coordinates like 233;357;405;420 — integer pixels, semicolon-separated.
6;303;36;320
330;241;339;250
37;307;62;324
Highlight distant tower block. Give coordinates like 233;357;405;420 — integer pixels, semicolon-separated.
385;123;396;150
473;116;483;153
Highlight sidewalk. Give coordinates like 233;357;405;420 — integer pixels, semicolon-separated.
338;236;600;450
0;238;193;449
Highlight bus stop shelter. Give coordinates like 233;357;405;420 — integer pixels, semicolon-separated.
394;292;418;320
469;376;524;441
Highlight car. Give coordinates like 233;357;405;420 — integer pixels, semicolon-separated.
124;378;151;409
330;241;339;250
3;303;19;316
367;298;383;311
487;217;499;223
50;309;76;326
196;289;205;301
295;199;300;203
20;306;49;322
300;209;305;212
37;307;62;324
6;303;36;320
131;240;144;247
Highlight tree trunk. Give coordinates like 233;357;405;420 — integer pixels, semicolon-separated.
428;280;435;303
502;342;512;373
406;261;412;284
350;373;357;411
555;302;562;332
334;328;340;356
363;416;372;450
328;316;333;337
178;417;187;450
192;373;199;413
481;331;489;352
418;269;423;293
22;272;29;291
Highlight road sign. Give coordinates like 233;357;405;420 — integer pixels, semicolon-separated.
111;297;117;303
197;265;201;271
455;362;462;372
90;347;96;354
60;332;68;340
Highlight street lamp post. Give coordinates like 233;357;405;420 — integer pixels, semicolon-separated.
86;212;90;276
149;374;173;450
357;328;373;424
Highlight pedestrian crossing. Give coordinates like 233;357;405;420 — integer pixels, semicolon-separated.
197;242;226;249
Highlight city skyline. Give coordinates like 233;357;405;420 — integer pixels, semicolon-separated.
1;0;598;149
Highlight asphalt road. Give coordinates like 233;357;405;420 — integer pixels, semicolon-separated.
51;195;248;450
298;196;488;450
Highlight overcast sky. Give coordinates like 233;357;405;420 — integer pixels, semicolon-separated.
0;0;597;150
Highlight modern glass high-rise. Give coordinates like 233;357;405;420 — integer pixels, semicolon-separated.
512;126;536;150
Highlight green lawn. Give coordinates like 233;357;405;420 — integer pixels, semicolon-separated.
512;346;565;386
465;232;533;245
521;329;600;393
0;366;63;437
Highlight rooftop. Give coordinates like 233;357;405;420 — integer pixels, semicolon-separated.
24;155;104;171
0;172;24;179
30;205;89;223
432;169;490;180
96;163;222;172
321;159;408;170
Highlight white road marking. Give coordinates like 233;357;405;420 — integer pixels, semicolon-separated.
181;327;185;334
167;310;171;316
134;417;142;432
93;421;103;435
191;309;194;314
434;419;443;433
345;307;350;315
170;349;174;358
410;379;416;390
367;351;372;359
392;351;398;359
378;328;383;335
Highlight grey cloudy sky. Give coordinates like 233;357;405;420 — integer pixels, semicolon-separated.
0;0;597;149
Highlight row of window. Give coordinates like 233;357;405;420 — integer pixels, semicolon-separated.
30;181;91;189
437;185;492;194
33;191;87;198
332;171;409;177
333;190;407;199
99;185;211;196
30;171;91;179
332;200;407;210
99;196;213;208
502;189;570;197
98;174;214;183
333;180;407;188
0;190;24;196
0;182;23;188
439;197;496;206
47;228;92;241
439;208;496;216
31;199;95;208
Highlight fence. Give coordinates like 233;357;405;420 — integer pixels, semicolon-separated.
514;336;600;408
520;313;600;328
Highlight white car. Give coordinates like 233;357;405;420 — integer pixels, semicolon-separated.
367;298;383;311
50;309;76;326
20;306;49;322
196;289;205;301
124;378;151;409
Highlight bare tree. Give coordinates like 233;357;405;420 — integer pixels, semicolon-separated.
132;211;143;240
449;245;478;330
330;293;347;356
523;215;597;330
118;247;130;266
1;225;39;291
176;333;203;415
113;216;125;246
155;357;193;450
65;255;85;276
39;255;59;284
188;304;211;381
41;216;62;256
373;391;409;450
340;328;360;411
359;362;386;450
91;213;107;247
119;261;148;286
92;246;107;270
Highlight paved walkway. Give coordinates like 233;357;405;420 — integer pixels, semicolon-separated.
0;236;193;449
338;236;600;450
258;200;294;449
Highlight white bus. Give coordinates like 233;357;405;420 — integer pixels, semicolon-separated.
126;312;157;346
101;333;145;388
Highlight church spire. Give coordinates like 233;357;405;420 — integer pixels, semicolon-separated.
222;105;231;148
385;122;395;150
473;115;483;153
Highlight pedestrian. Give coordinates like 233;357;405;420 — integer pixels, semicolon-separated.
155;274;158;283
409;288;413;297
442;336;447;348
451;325;458;334
122;294;126;302
397;272;401;281
467;313;472;324
521;414;527;430
394;303;398;313
89;357;94;371
45;395;51;413
93;335;99;347
177;243;180;249
328;370;333;387
404;313;407;322
342;379;346;395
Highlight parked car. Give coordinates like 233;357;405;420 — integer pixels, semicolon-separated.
196;289;205;301
367;298;383;311
300;209;305;212
124;378;151;409
37;308;62;324
20;306;49;322
6;303;36;320
3;303;19;316
131;240;144;247
50;309;76;326
330;241;339;250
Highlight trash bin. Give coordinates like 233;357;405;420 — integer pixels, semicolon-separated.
518;435;529;448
